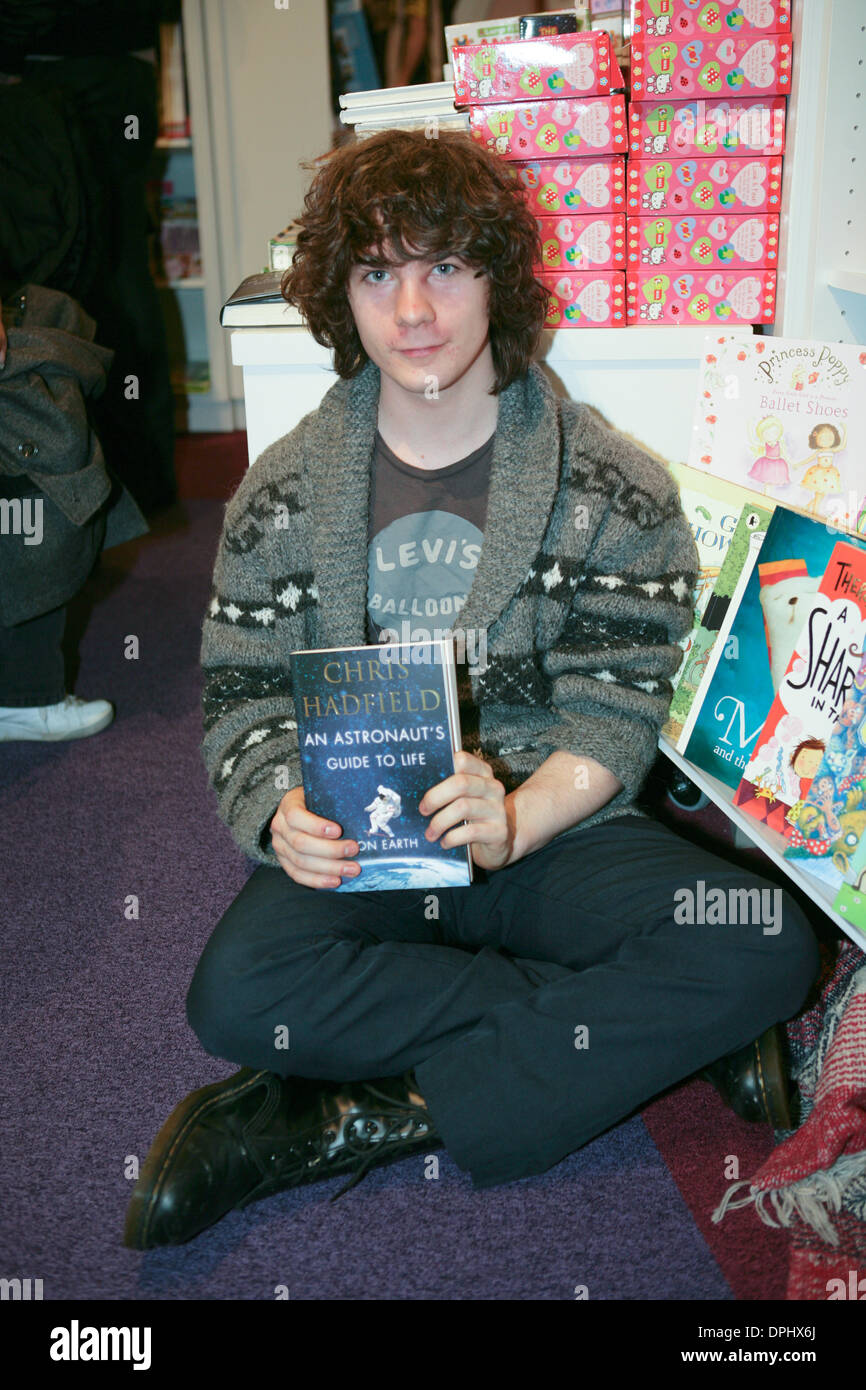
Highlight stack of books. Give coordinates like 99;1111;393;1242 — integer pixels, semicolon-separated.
220;271;303;328
339;82;468;139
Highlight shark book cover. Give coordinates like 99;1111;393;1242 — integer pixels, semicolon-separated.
681;508;866;790
735;540;866;834
290;638;473;891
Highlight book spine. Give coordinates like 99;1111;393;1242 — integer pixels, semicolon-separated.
676;534;764;756
158;22;189;140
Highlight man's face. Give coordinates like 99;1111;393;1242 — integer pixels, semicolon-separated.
346;243;492;397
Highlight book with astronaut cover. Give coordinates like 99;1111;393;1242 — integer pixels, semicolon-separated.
290;638;473;891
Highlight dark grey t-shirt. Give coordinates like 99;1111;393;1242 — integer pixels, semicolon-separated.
365;427;494;645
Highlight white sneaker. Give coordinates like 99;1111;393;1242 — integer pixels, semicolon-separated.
0;694;115;742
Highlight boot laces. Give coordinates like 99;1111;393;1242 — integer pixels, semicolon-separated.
328;1074;436;1202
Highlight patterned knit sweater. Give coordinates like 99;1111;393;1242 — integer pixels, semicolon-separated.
200;358;699;867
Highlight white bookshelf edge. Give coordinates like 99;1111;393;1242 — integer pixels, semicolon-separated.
658;735;866;952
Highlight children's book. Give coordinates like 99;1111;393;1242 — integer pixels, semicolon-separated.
666;499;772;745
689;332;866;534
783;649;866;894
734;541;866;832
832;822;866;945
662;463;764;737
290;639;473;891
680;508;866;787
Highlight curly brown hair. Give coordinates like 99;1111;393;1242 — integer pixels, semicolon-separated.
281;128;549;394
807;423;842;450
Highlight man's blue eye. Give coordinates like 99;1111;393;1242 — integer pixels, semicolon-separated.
361;262;458;283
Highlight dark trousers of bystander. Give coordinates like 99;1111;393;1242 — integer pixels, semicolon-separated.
0;604;66;707
186;812;820;1189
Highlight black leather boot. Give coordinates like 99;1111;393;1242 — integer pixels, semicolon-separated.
700;1024;793;1129
124;1067;439;1249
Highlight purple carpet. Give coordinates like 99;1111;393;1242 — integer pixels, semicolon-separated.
1;497;751;1300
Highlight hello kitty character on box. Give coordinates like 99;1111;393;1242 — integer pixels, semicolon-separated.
508;157;626;214
628;155;783;215
537;270;626;327
536;214;626;270
632;0;792;41
631;33;793;99
627;214;779;269
452;31;623;106
626;268;776;325
629;97;786;158
469;94;627;161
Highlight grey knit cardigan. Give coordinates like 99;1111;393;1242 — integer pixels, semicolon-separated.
200;358;699;867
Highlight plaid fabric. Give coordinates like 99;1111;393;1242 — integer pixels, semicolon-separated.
712;942;866;1299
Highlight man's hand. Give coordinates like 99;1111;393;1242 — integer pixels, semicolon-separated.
269;785;361;889
419;749;516;872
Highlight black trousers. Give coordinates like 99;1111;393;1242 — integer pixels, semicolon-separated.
0;604;66;706
186;813;819;1189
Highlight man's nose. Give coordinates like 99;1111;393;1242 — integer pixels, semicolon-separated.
395;274;433;324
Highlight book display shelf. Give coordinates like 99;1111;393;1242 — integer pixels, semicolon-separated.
660;735;866;948
149;0;235;431
657;0;866;950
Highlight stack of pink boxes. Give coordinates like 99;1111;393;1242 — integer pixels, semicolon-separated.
451;30;628;327
626;0;792;326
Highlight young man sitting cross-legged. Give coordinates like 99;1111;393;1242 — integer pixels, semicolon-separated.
124;130;819;1250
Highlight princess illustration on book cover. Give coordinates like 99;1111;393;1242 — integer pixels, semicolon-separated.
746;415;790;492
792;421;847;518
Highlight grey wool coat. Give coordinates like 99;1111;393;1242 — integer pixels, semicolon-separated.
0;284;148;626
200;357;700;867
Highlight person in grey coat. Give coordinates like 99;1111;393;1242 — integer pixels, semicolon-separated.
0;284;148;740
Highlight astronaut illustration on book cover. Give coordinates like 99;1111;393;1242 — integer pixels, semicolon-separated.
364;785;402;836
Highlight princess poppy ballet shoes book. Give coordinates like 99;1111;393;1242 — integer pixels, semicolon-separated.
688;332;866;533
290;639;473;891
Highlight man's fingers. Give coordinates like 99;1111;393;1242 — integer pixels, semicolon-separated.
285;803;341;841
276;859;344;890
274;821;355;860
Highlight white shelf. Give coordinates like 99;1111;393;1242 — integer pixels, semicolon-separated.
827;269;866;297
156;135;192;149
539;325;724;363
228;323;720;367
658;736;866;952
